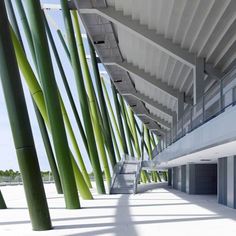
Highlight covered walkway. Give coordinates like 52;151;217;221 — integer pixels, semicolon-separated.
1;183;236;236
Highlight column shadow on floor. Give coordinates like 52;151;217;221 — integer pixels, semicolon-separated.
55;194;138;236
1;182;235;235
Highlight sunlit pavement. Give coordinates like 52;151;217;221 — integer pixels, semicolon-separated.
0;182;236;236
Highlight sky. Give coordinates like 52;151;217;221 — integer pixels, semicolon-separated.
0;0;121;172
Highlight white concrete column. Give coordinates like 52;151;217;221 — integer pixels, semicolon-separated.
181;165;186;192
218;157;227;205
227;156;234;208
168;168;172;186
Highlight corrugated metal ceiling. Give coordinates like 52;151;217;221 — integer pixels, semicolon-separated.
76;0;236;132
105;0;236;125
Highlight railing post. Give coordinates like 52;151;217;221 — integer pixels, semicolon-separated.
190;107;193;131
202;95;205;123
220;79;223;111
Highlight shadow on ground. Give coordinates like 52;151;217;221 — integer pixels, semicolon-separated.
1;182;236;236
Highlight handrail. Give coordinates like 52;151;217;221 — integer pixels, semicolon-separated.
133;161;142;194
153;66;236;156
109;161;124;194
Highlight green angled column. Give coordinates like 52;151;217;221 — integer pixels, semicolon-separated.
0;190;7;209
144;126;152;159
0;1;51;230
150;132;157;148
141;125;145;161
43;14;92;188
101;78;124;154
57;29;71;61
71;11;111;187
60;0;105;194
12;2;91;190
128;108;149;183
8;0;63;195
135;118;149;154
59;95;92;188
144;126;161;182
108;115;121;161
43;14;89;158
88;38;117;168
5;0;23;45
34;102;63;193
128;108;141;158
119;96;134;156
24;0;80;209
111;85;128;154
10;26;92;200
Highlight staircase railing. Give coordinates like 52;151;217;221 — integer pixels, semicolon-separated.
109;161;124;194
133;161;142;194
152;66;236;155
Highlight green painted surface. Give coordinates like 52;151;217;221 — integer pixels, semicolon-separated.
24;0;80;208
0;1;51;229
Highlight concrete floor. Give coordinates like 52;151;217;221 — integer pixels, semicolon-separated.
0;182;236;236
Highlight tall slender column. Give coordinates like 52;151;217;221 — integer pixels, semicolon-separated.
34;101;63;194
60;0;105;194
24;0;80;208
88;38;116;167
43;13;89;158
111;84;128;154
120;96;134;156
7;0;62;194
0;1;51;229
168;169;172;186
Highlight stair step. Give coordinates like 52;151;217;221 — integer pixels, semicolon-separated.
113;174;135;188
110;187;133;194
121;164;138;174
124;161;140;164
110;160;141;195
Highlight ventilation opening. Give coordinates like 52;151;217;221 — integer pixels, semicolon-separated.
114;80;122;83
94;40;105;45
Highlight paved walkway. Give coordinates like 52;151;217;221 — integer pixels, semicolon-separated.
0;182;236;236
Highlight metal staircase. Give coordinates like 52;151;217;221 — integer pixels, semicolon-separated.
109;155;142;194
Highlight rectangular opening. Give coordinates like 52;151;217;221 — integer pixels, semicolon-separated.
94;40;105;45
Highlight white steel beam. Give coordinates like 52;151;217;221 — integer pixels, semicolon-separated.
205;63;224;80
106;61;192;104
79;6;196;68
122;90;175;118
136;113;171;130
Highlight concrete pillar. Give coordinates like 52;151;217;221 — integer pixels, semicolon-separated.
186;164;195;194
168;168;172;186
172;167;178;189
172;166;182;191
227;156;235;208
171;167;174;187
218;157;227;205
181;165;186;192
218;156;236;208
194;57;205;104
171;166;186;192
